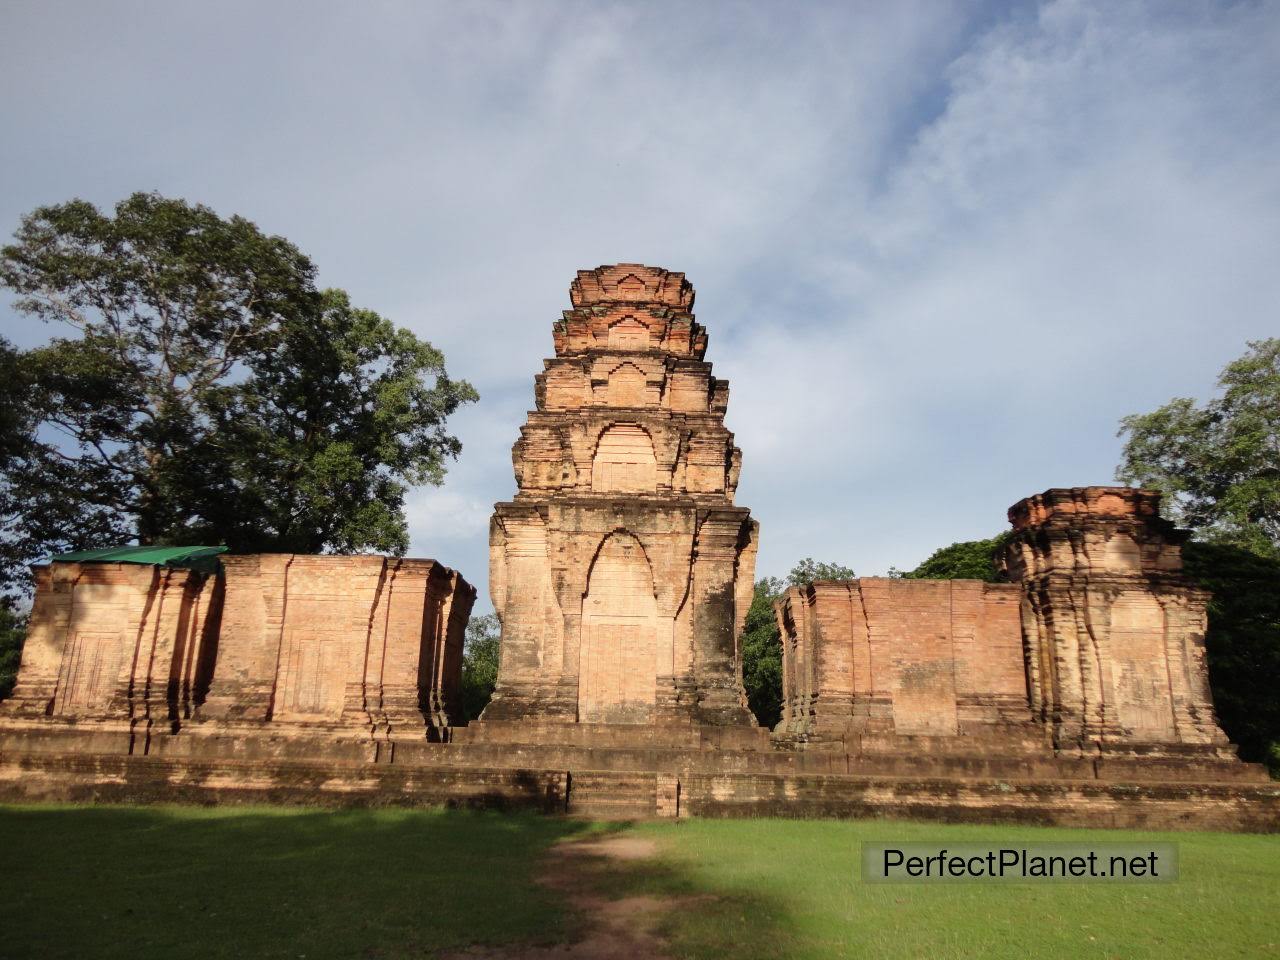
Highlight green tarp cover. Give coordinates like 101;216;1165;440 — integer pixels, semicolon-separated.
50;545;227;573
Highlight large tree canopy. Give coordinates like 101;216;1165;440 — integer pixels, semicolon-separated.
1181;542;1280;773
901;535;1010;582
786;558;856;586
0;193;477;595
1117;338;1280;558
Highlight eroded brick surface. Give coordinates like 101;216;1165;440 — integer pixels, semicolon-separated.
482;264;758;728
3;562;220;749
776;486;1236;763
1002;486;1230;754
776;579;1030;740
3;555;475;744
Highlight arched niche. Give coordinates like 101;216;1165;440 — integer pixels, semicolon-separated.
605;362;647;407
579;531;659;723
607;316;649;350
591;423;657;493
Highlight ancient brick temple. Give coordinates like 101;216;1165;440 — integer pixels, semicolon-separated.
1003;487;1229;753
5;554;223;754
0;265;1275;831
478;264;759;731
1;553;474;755
775;487;1234;771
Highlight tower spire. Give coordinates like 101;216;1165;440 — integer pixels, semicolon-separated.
480;263;759;730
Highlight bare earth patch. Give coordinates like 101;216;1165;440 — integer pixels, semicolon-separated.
442;833;691;959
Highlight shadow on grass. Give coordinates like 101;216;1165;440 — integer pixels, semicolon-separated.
26;807;1270;960
0;804;624;960
0;804;809;960
566;827;800;960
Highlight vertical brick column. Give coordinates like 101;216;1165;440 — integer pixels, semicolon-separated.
197;555;283;723
129;568;205;741
689;510;755;725
2;566;72;716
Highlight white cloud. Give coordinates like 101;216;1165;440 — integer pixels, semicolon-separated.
404;489;491;543
2;0;1277;602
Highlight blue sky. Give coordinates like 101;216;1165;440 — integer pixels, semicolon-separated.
2;1;1278;612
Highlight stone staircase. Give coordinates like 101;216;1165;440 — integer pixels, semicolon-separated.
566;770;660;818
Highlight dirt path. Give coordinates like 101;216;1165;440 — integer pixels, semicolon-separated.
442;833;682;959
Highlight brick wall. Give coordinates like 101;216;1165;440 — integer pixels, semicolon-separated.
776;579;1029;740
5;555;474;744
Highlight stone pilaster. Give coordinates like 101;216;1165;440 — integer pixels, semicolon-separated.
197;554;281;723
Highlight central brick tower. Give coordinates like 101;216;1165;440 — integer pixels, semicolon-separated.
480;264;759;730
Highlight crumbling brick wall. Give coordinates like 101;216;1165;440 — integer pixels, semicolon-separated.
775;578;1029;739
5;554;474;743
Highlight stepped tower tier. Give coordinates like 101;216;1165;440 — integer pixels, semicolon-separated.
480;264;760;730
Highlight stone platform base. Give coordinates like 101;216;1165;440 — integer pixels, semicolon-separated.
451;718;771;751
0;724;1276;832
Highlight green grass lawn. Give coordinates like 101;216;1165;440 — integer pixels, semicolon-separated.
0;804;602;959
627;818;1280;960
0;805;1276;960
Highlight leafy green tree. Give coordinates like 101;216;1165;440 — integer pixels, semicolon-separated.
1182;542;1280;774
0;338;33;463
738;559;855;730
0;601;26;701
741;576;785;729
0;193;477;594
459;613;500;722
786;558;855;586
1117;338;1280;558
0;336;41;596
196;288;476;553
903;534;1010;582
